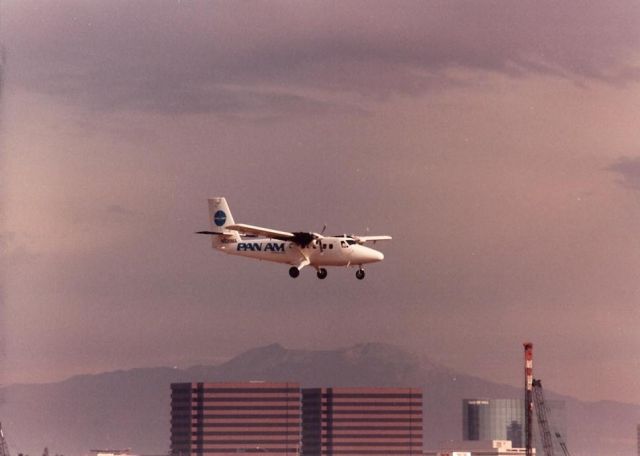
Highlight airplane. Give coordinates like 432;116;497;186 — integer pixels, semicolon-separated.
197;197;391;280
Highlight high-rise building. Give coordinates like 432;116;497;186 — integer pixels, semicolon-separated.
462;398;566;454
171;382;302;456
463;399;525;448
170;383;423;456
302;387;423;456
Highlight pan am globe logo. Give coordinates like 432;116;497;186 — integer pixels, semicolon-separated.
214;210;227;227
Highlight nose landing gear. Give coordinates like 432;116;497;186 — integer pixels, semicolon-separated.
355;268;365;280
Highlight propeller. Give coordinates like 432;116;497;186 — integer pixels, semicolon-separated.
291;232;315;247
292;225;327;251
314;224;327;252
354;235;364;244
319;224;327;252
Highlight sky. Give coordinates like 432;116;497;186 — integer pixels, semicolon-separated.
1;0;640;404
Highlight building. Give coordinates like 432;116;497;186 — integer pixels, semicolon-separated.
88;451;136;456
425;440;533;456
462;398;566;454
463;400;525;447
171;382;302;456
301;387;423;456
170;383;423;456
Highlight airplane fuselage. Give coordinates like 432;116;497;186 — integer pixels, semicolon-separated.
216;237;384;267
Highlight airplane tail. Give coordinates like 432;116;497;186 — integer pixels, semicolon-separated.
206;197;241;247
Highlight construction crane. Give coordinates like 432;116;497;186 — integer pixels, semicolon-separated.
532;379;571;456
0;422;10;456
524;343;534;456
523;343;571;456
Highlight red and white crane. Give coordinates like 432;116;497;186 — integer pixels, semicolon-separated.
524;343;571;456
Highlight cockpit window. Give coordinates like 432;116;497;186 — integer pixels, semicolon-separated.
346;239;357;245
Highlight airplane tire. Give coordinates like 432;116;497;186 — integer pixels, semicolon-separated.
289;267;300;278
356;269;365;280
317;268;328;280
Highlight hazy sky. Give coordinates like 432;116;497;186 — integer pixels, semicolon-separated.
1;1;640;404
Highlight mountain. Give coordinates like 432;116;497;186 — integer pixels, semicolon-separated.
1;343;638;456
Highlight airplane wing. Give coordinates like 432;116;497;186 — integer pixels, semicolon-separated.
353;235;392;244
226;223;295;241
227;223;322;247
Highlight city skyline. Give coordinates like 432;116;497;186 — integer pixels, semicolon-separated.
1;0;640;411
0;342;637;455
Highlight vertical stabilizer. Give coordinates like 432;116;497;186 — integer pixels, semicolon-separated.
207;197;241;246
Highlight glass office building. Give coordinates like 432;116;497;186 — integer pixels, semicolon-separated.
462;399;525;448
463;398;567;453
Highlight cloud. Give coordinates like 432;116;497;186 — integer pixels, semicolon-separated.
2;0;639;115
607;156;640;190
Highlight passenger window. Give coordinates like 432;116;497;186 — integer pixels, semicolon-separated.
329;244;333;249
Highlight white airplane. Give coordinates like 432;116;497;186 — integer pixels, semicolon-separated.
197;197;391;280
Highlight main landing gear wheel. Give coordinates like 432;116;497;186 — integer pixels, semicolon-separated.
316;268;328;280
289;267;300;278
356;268;365;280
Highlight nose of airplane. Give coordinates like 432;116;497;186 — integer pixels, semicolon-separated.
362;247;384;263
353;245;385;264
